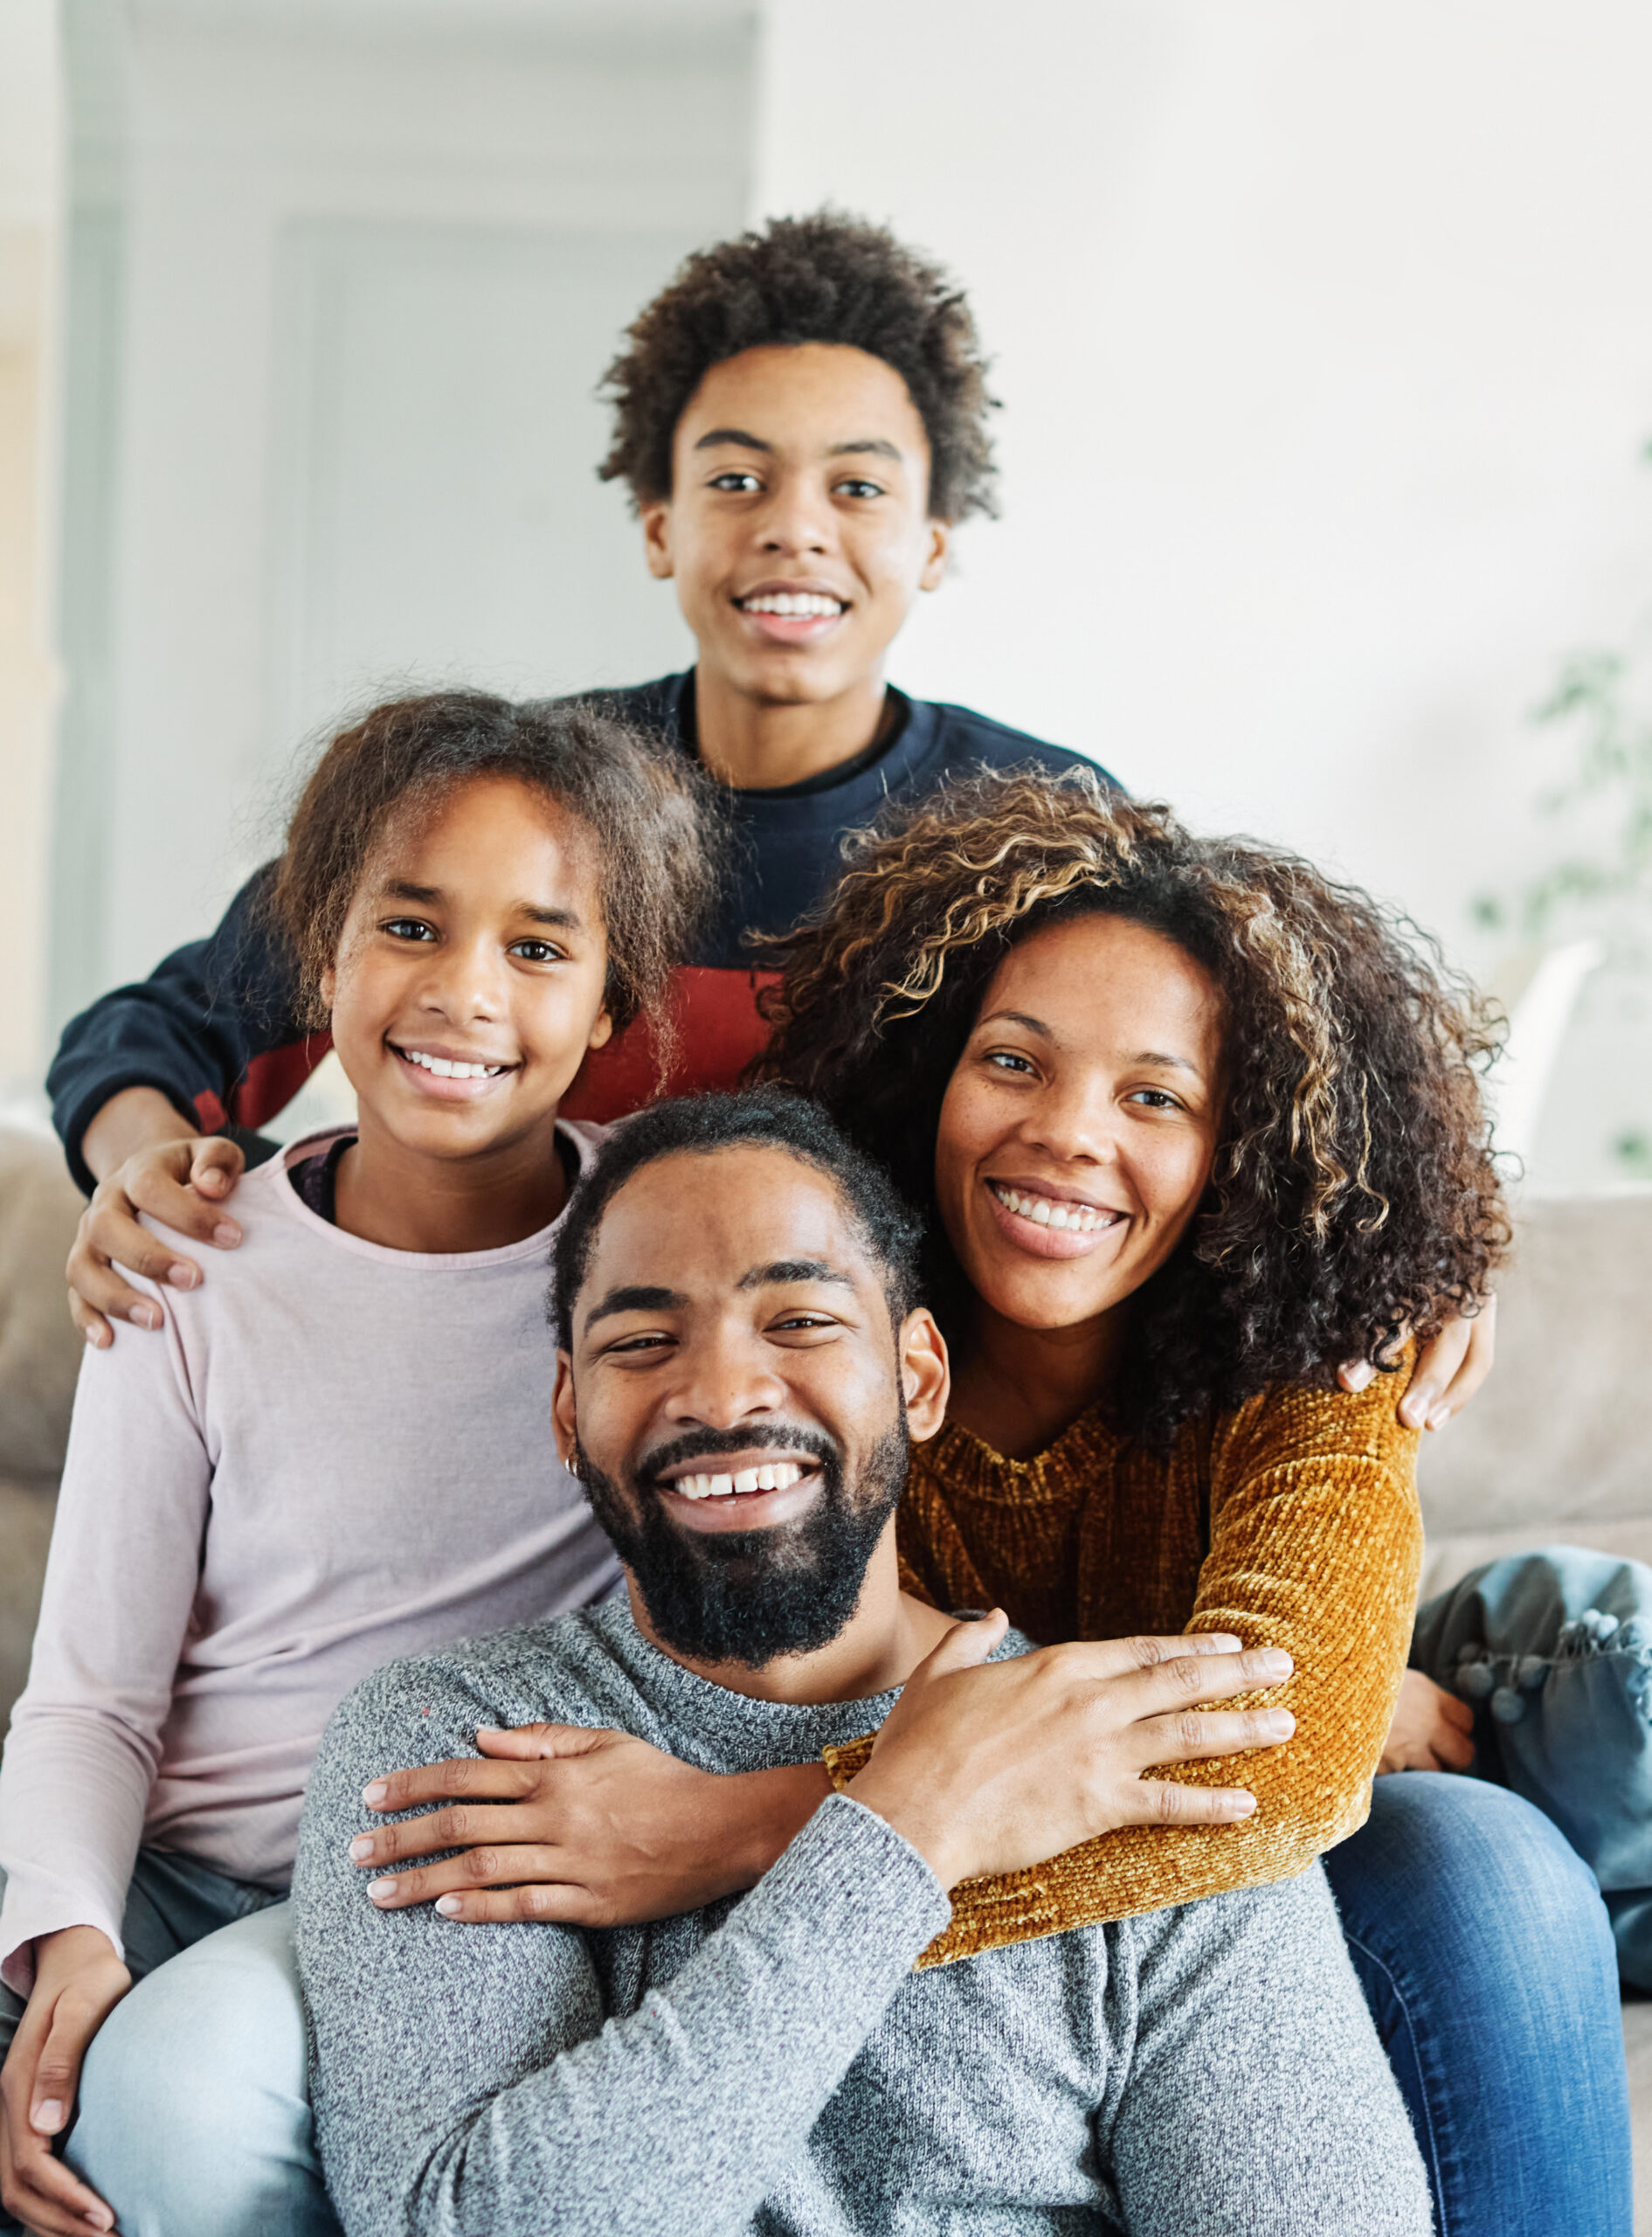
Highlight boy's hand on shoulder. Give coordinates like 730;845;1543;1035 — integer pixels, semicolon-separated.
0;1926;129;2235
70;1095;247;1348
1337;1299;1497;1432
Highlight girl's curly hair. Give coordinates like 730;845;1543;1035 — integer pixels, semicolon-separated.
757;767;1509;1444
598;210;998;523
268;691;722;1071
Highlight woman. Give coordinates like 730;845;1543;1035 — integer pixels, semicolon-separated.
750;769;1630;2228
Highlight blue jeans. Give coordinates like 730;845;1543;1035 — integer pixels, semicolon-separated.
1325;1773;1633;2237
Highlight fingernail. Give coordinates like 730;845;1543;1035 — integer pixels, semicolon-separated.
367;1878;397;1903
84;2211;113;2233
1259;1650;1293;1679
130;1302;161;1329
1264;1708;1296;1737
214;1222;240;1246
33;2098;64;2132
349;1836;374;1861
435;1896;462;1917
1231;1794;1257;1816
1427;1405;1452;1433
362;1780;388;1804
1343;1360;1376;1392
475;1728;503;1739
1400;1390;1433;1430
169;1261;197;1289
85;1324;104;1346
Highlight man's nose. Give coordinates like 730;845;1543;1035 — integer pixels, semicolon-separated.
665;1328;791;1428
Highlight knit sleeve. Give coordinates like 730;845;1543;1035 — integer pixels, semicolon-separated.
828;1369;1422;1969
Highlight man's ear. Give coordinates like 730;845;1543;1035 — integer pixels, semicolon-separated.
640;499;675;581
552;1352;580;1471
918;517;950;594
897;1306;950;1442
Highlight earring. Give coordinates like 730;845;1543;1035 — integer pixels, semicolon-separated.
565;1451;581;1480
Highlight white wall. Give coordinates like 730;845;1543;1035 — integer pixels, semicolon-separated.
52;0;754;1028
0;0;63;1090
755;0;1652;1185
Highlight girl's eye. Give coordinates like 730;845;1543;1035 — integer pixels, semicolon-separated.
833;477;883;500
383;918;436;943
708;471;762;493
508;938;565;965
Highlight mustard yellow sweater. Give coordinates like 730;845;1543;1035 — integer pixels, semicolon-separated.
826;1369;1422;1968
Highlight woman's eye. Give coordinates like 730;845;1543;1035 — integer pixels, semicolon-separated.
383;918;436;943
708;471;762;493
1127;1089;1181;1111
509;938;564;965
984;1049;1036;1076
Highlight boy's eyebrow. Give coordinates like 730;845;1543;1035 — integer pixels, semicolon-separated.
736;1258;854;1292
693;426;771;454
584;1283;689;1328
828;438;902;463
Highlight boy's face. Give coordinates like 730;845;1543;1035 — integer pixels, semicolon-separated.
642;343;950;716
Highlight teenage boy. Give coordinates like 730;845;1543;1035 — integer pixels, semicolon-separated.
49;211;1490;1428
281;1093;1429;2237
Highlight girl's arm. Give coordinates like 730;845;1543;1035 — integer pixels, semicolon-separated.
0;1266;212;1996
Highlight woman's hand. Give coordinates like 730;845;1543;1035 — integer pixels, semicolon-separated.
69;1088;246;1348
851;1615;1295;1890
349;1724;827;1927
0;1927;130;2236
1378;1670;1476;1774
1338;1298;1497;1432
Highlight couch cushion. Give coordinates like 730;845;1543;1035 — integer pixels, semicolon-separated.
0;1125;86;1477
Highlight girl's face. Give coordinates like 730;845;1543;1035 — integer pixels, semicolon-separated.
934;913;1225;1337
322;774;612;1167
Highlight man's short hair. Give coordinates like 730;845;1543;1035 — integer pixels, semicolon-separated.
598;210;999;524
551;1091;924;1350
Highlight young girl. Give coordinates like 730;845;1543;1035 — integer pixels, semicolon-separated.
0;690;716;2237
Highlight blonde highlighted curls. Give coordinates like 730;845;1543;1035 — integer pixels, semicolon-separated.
268;691;722;1083
758;767;1508;1443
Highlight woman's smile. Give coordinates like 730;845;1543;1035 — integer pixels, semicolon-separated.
984;1177;1129;1259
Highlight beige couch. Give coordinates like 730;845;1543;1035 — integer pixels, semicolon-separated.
2;1126;1649;2213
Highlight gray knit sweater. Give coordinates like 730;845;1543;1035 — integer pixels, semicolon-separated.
294;1602;1431;2237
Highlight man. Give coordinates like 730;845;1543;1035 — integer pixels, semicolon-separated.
292;1092;1430;2236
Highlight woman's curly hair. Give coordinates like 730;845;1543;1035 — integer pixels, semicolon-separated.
598;210;998;523
268;691;722;1070
757;767;1509;1444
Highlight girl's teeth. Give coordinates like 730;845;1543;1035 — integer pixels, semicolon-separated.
404;1049;503;1080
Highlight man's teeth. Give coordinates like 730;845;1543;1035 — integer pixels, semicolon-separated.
671;1460;807;1502
401;1048;506;1080
740;592;845;618
992;1184;1117;1235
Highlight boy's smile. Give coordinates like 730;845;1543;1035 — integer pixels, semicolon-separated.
642;343;950;785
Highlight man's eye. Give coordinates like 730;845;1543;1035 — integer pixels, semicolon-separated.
771;1313;837;1333
383;918;436;942
708;471;762;493
605;1332;672;1356
509;938;564;964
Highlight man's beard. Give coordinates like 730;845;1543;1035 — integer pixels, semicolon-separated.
576;1416;909;1669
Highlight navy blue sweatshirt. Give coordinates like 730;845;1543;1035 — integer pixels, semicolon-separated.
49;673;1106;1189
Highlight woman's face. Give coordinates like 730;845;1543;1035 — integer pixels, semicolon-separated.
934;913;1226;1335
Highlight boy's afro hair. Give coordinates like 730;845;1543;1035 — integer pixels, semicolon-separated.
598;209;999;524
